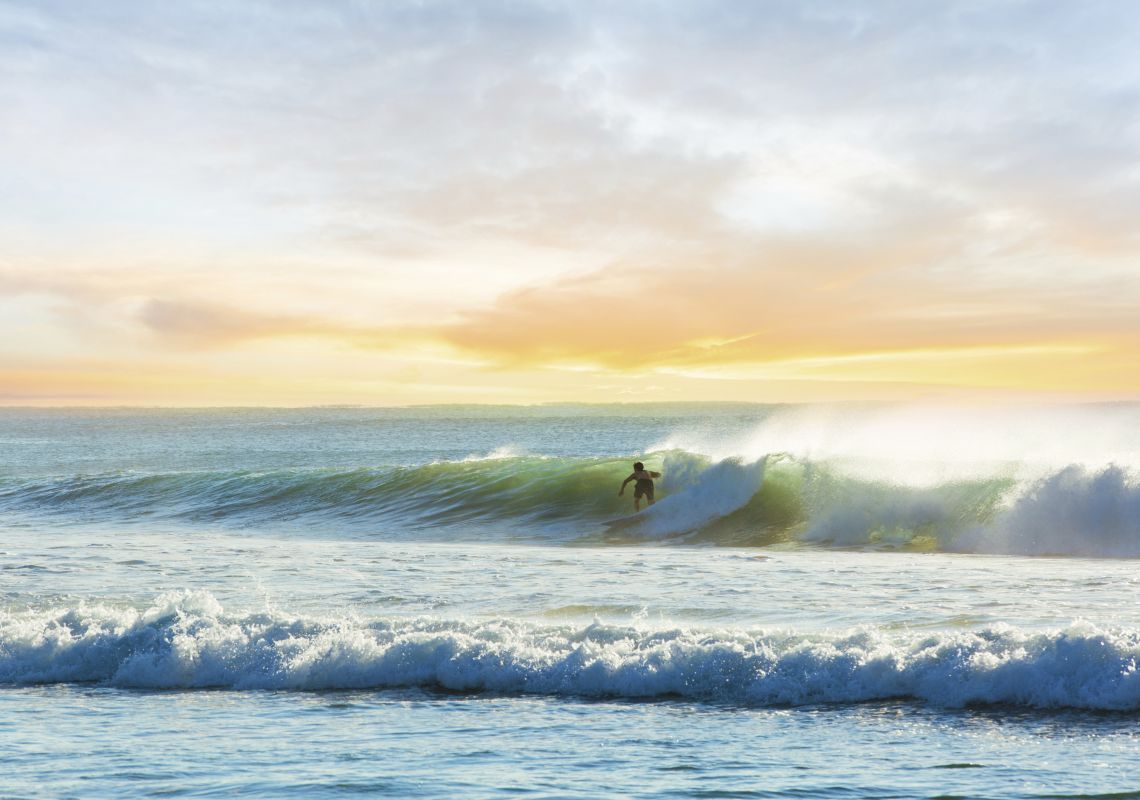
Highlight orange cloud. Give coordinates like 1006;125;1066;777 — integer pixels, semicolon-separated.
422;230;1140;394
138;299;319;347
441;243;970;367
135;298;439;352
114;233;1140;398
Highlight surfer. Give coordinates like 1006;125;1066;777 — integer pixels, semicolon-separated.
618;461;661;511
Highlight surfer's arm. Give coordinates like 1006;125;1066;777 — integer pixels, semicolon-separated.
649;471;661;478
618;473;635;495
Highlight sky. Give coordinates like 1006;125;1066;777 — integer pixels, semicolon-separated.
2;0;1140;406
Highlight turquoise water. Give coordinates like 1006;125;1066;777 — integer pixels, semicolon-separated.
3;405;1140;798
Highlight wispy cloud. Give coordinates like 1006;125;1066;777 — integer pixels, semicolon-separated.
4;1;1140;401
137;299;320;347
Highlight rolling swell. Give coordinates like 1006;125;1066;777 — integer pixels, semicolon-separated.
3;590;1140;710
0;451;793;542
4;452;1140;556
0;456;638;536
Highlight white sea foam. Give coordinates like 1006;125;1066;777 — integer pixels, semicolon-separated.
3;593;1139;710
796;462;1140;556
958;465;1140;557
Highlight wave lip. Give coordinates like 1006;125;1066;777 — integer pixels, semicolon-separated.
4;593;1140;710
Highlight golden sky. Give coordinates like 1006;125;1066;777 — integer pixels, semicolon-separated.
3;1;1140;405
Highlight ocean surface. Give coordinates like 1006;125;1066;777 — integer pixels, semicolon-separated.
3;403;1140;799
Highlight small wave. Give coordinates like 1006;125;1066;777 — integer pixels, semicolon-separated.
3;592;1139;710
461;445;524;462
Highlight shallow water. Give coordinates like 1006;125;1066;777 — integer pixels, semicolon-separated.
6;687;1140;799
3;405;1140;797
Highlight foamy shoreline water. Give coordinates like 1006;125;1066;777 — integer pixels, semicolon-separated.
5;590;1140;710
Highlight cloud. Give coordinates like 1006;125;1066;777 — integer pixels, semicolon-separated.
439;225;1140;373
137;299;315;347
5;1;1140;400
135;297;440;352
8;0;1140;264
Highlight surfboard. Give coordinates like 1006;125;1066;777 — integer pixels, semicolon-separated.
603;512;644;530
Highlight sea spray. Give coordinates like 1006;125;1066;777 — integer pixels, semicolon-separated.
955;465;1140;557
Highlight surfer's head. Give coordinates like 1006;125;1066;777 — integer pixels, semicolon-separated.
633;462;644;471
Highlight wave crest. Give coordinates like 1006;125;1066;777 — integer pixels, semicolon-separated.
3;593;1139;710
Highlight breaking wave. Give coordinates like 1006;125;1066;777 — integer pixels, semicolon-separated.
4;450;1140;557
0;451;781;541
3;592;1139;710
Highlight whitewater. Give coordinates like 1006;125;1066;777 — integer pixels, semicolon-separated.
3;404;1140;798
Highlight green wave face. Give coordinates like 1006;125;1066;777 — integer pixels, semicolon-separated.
0;450;1028;550
0;453;709;539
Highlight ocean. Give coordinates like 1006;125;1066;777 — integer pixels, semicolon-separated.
2;403;1140;798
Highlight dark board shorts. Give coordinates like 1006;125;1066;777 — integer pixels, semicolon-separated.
634;479;654;501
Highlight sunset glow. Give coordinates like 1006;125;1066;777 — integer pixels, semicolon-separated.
4;2;1140;404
